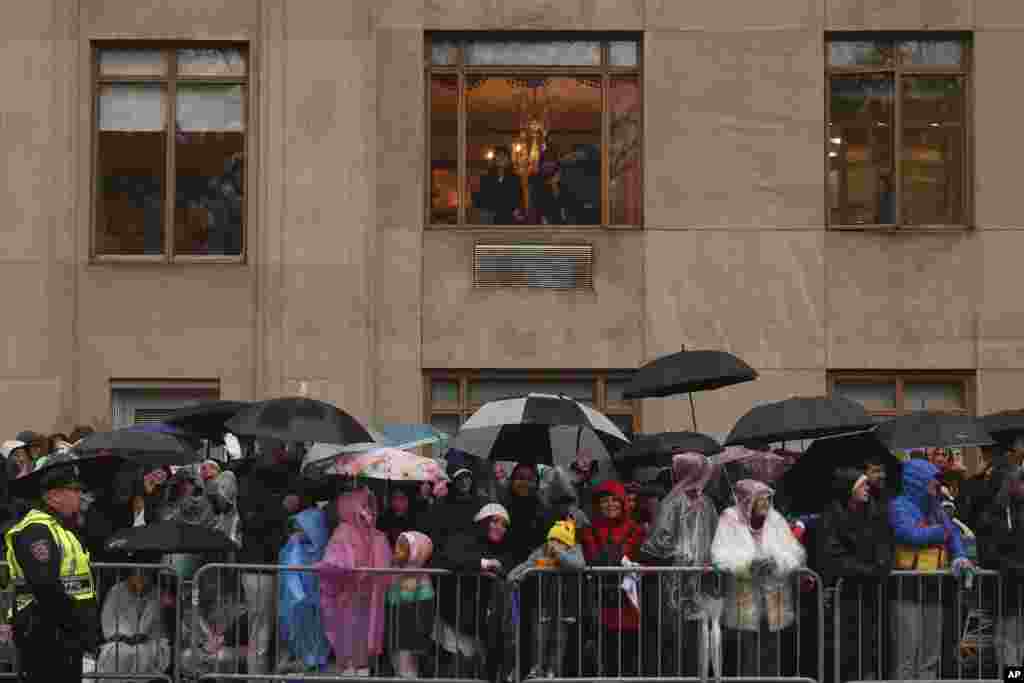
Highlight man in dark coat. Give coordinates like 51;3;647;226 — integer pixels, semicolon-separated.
975;464;1024;666
817;467;893;682
233;439;307;676
426;459;485;548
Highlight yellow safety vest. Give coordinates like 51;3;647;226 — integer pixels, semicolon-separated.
4;508;95;616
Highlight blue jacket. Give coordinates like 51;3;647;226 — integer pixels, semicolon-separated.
889;459;964;560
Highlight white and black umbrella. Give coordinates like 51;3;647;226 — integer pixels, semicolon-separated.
452;393;630;467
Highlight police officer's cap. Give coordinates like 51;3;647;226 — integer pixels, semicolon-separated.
38;463;84;492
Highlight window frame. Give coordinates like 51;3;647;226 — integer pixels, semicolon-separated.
824;32;973;231
90;42;252;264
425;32;643;231
827;370;976;419
423;369;641;436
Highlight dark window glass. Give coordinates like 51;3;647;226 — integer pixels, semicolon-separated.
95;84;167;255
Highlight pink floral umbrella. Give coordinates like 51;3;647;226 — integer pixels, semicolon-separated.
331;447;445;484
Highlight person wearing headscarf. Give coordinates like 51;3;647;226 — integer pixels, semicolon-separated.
580;480;646;677
317;487;393;676
386;531;436;678
637;452;719;677
277;507;331;675
711;479;807;678
817;468;893;681
974;466;1024;666
889;459;974;681
433;503;514;680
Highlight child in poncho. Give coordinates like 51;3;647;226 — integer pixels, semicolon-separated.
278;507;331;675
386;531;436;678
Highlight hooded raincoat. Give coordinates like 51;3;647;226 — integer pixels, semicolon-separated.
279;507;331;671
711;479;806;632
386;531;436;654
317;488;393;667
889;459;964;570
581;480;646;631
640;452;719;621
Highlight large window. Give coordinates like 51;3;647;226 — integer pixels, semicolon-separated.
427;34;642;228
93;45;248;260
826;35;970;228
425;370;639;439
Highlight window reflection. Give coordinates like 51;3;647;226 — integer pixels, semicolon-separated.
901;77;964;225
464;41;600;66
174;84;245;255
610;77;641;225
96;84;167;255
430;77;458;225
828;76;894;225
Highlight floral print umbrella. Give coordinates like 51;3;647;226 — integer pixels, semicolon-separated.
330;447;445;483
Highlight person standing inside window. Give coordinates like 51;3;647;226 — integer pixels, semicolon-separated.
476;146;521;225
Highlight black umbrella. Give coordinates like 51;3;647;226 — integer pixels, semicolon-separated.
623;348;758;429
106;520;238;555
874;412;995;451
778;430;902;515
9;450;121;499
164;400;251;442
725;396;875;447
611;431;722;477
224;397;374;445
980;410;1024;444
73;429;201;466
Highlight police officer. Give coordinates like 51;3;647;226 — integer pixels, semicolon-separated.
5;463;99;682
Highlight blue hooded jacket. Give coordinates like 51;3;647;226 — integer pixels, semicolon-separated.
278;507;331;670
889;459;964;559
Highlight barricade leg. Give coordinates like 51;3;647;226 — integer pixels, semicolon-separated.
240;571;276;678
999;596;1024;668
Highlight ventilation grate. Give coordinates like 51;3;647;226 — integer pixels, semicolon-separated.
133;408;181;424
473;243;594;290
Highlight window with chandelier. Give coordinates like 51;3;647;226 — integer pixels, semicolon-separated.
427;33;642;228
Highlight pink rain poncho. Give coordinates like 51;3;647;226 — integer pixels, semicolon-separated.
317;487;393;668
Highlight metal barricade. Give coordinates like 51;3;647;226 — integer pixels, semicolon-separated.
188;563;495;683
0;561;176;683
513;565;824;683
833;569;1003;683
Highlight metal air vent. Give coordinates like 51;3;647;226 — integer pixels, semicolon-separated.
473;243;594;290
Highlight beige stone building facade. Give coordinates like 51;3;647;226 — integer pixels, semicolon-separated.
2;0;1023;450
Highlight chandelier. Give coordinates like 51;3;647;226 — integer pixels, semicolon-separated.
511;80;551;176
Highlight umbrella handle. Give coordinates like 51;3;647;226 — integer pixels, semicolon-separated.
688;393;698;431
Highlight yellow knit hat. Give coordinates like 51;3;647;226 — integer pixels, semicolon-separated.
547;519;576;547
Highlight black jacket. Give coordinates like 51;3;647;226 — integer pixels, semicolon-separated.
235;461;305;564
975;469;1024;601
816;468;894;588
434;523;514;637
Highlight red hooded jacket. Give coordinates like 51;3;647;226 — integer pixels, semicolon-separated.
581;480;646;630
